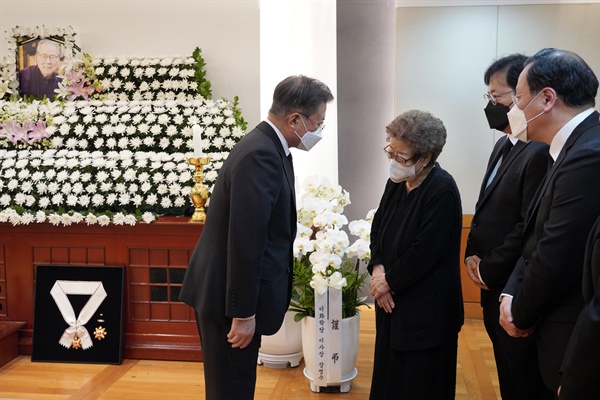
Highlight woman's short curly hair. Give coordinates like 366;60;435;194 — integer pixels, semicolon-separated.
386;109;447;165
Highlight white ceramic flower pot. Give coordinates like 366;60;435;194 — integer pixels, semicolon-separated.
257;310;303;368
301;313;360;392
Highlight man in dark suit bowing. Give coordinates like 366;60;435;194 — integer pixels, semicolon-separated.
180;75;333;400
465;54;552;400
499;48;600;396
559;215;600;400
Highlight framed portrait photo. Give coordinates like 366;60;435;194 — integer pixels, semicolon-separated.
32;265;125;365
16;37;65;100
9;26;80;100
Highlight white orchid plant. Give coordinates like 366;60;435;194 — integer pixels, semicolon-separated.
290;176;374;321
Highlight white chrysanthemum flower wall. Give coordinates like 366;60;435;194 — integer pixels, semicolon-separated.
0;80;246;225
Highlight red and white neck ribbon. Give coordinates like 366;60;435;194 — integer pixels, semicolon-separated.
50;280;107;350
313;287;343;386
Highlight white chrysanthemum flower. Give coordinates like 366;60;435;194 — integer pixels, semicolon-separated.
98;215;111;226
86;214;98;225
112;213;126;225
131;194;143;206
160;197;173;208
59;214;73;226
123;214;137;226
14;193;26;205
147;193;158;205
71;212;84;224
119;193;131;204
38;197;51;208
48;213;61;226
35;211;47;223
174;197;186;207
178;171;192;183
142;212;155;224
157;184;169;195
140;182;152;193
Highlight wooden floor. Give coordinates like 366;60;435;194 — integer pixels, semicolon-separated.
0;306;500;399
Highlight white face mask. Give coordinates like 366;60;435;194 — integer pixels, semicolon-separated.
294;116;324;151
389;158;422;183
507;91;544;143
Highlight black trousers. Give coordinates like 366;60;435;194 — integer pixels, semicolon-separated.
195;311;262;400
369;306;458;400
482;294;553;400
536;319;576;396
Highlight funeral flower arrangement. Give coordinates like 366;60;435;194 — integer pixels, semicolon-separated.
0;97;245;226
0;28;248;226
290;176;373;321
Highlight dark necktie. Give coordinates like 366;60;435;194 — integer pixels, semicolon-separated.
501;138;514;163
287;153;295;180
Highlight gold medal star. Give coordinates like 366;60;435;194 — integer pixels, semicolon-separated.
72;334;82;349
94;326;107;340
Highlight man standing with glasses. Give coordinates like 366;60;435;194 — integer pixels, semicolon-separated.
465;54;552;400
18;38;63;99
499;48;600;396
181;75;333;400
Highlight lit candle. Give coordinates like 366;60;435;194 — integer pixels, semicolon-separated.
192;124;204;157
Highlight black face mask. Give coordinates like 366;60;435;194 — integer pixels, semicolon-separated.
484;101;510;131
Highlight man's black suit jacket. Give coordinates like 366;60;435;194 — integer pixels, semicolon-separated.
466;137;549;306
505;111;600;329
180;121;297;335
559;215;600;399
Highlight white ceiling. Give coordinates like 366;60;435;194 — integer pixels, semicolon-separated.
396;0;600;7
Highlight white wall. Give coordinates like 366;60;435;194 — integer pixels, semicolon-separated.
2;1;600;216
395;3;600;213
260;0;338;187
0;0;262;126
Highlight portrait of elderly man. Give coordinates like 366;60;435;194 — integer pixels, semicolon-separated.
18;38;63;99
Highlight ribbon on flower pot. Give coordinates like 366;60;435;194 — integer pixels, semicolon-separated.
50;280;107;350
313;287;343;387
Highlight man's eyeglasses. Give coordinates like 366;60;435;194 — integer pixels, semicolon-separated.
37;54;59;62
302;115;325;130
383;144;418;166
511;92;531;109
483;90;513;106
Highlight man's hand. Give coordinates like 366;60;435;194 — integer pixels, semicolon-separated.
227;317;256;349
465;255;490;290
499;295;533;337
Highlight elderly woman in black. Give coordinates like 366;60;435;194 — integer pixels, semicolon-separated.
368;110;464;399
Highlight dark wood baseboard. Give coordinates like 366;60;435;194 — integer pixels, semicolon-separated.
0;321;26;367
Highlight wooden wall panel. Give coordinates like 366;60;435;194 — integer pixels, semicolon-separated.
0;218;203;361
460;215;483;319
0;215;482;360
0;245;6;318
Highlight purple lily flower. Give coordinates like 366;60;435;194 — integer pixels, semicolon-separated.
68;79;96;101
5;120;28;145
28;119;48;142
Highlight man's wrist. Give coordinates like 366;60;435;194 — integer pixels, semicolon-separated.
235;315;256;321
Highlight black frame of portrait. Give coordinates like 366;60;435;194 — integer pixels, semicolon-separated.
32;265;125;365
